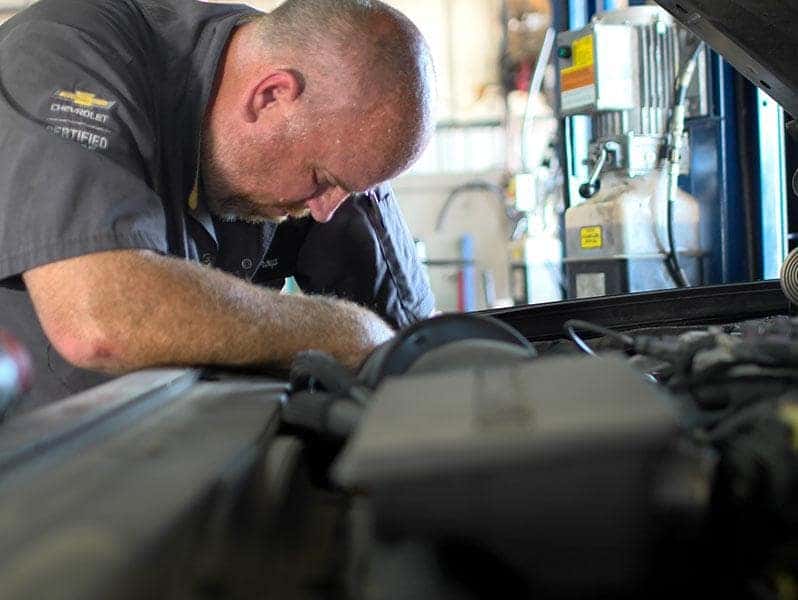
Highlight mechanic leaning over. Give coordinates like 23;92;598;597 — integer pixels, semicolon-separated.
0;0;437;411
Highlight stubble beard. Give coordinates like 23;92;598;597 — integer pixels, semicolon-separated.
200;128;310;224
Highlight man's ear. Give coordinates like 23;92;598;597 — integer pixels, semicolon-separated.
245;69;304;122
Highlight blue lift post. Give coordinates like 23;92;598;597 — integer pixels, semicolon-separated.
756;90;788;279
562;0;591;206
460;234;477;312
680;57;747;286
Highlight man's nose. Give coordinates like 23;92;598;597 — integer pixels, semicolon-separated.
309;187;351;223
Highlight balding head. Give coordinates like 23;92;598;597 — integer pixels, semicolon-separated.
258;0;434;183
258;0;431;103
202;0;435;224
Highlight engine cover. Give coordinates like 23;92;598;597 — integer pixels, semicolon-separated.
334;355;713;595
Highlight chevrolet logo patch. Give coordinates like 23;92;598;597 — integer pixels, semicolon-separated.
53;89;115;110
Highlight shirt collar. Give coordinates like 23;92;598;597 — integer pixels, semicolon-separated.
186;170;218;249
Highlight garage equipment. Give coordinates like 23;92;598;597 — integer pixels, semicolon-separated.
558;6;711;297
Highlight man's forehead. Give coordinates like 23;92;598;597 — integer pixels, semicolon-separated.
328;152;407;194
327;166;378;195
324;112;425;190
319;145;390;193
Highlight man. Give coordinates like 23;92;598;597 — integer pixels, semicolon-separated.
0;0;436;411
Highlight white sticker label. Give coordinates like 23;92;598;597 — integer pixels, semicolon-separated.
576;272;606;299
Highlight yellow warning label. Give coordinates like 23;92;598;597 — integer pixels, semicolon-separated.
572;35;594;69
580;226;603;249
560;35;595;93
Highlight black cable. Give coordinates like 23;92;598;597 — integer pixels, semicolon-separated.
289;350;371;405
664;41;705;289
563;320;661;384
289;350;355;394
284;351;372;439
564;322;596;356
665;198;689;288
563;319;635;357
564;320;634;347
435;181;519;233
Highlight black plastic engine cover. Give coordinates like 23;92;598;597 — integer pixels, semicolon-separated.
335;355;714;596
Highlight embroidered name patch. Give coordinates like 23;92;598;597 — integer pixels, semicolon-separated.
45;88;116;151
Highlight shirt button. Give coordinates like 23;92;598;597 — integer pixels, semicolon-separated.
241;258;253;270
201;253;215;265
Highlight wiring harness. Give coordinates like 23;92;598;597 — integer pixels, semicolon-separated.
564;317;798;591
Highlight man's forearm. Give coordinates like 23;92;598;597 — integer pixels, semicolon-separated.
23;249;393;372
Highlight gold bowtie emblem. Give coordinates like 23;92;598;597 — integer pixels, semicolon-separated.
55;89;114;109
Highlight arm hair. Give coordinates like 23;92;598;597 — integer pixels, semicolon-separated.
23;249;394;373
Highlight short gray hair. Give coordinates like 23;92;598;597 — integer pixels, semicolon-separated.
255;0;433;107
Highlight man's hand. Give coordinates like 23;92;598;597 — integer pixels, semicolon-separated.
23;249;394;373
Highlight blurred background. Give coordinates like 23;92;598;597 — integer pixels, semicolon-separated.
4;0;794;314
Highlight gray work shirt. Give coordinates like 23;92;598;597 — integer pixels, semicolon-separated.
0;0;434;413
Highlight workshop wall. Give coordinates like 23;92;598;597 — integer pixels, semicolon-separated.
387;1;516;311
386;0;557;312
